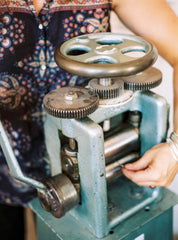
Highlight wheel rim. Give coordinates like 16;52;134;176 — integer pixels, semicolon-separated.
55;33;157;78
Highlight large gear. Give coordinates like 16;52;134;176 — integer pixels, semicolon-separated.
43;87;99;119
121;67;162;91
88;78;124;99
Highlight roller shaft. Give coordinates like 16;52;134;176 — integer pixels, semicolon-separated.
104;126;140;161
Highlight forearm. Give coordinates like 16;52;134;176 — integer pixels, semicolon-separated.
173;64;178;134
112;0;178;133
112;1;178;185
112;0;178;67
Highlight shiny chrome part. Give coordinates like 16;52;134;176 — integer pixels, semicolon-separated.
106;152;139;183
62;154;75;175
99;78;113;87
38;174;79;218
43;87;99;119
62;145;80;182
88;78;124;99
127;111;142;128
54;33;157;78
62;143;81;202
121;67;162;91
103;119;111;132
69;138;77;151
104;126;140;161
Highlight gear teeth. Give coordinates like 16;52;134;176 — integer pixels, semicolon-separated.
122;67;162;91
89;78;124;99
43;87;99;119
124;78;162;91
92;88;122;99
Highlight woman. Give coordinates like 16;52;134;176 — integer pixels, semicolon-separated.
0;0;178;239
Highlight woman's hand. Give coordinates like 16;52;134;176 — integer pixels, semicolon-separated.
122;143;178;187
112;0;178;186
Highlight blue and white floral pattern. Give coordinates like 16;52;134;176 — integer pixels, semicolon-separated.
0;0;111;205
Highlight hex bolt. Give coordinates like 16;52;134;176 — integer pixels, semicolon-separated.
65;91;78;101
62;156;74;175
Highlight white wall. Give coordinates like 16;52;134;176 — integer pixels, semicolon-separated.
110;0;178;238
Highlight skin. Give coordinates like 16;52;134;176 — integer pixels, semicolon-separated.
33;0;178;187
112;0;178;187
33;0;46;14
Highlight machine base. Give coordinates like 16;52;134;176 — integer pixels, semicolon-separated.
30;188;178;240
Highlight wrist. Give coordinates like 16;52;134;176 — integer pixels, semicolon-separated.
174;128;178;135
167;131;178;163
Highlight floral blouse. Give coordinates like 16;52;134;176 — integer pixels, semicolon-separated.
0;0;112;206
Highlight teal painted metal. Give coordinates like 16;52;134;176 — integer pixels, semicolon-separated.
43;90;169;238
30;188;178;240
45;115;109;237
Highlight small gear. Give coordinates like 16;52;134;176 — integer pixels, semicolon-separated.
43;87;99;119
121;67;162;91
88;78;124;99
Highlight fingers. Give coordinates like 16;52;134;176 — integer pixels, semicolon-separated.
122;166;157;186
122;144;164;186
122;143;178;187
124;151;152;171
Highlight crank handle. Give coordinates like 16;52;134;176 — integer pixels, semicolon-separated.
0;120;46;194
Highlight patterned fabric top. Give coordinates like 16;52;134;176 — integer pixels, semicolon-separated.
0;0;112;206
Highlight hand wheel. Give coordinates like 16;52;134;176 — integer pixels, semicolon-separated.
54;32;157;78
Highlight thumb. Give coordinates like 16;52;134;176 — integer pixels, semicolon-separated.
124;151;152;171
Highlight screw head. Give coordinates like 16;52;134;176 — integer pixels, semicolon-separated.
65;91;78;101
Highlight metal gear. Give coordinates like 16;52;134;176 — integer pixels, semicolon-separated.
88;78;124;99
121;67;162;91
43;87;99;119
